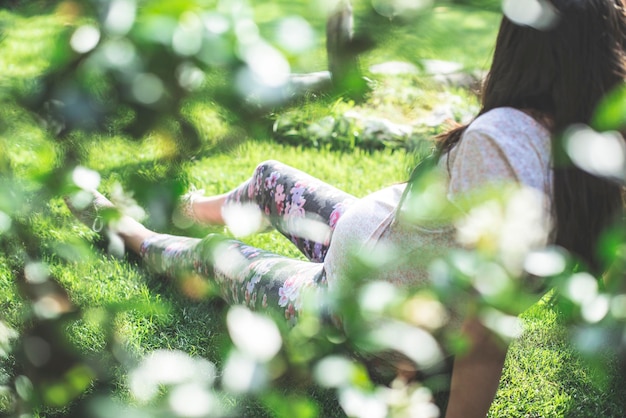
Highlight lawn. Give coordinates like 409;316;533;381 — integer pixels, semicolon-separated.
1;1;625;417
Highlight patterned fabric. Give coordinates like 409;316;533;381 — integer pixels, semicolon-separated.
139;108;554;324
140;160;355;322
224;160;356;262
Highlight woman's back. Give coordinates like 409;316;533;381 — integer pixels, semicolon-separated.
324;107;553;289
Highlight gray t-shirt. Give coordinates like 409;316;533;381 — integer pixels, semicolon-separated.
324;107;553;289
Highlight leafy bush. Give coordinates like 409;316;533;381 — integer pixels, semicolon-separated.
1;1;626;418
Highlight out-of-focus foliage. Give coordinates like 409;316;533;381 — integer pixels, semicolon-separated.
19;0;376;141
1;0;626;417
0;0;449;416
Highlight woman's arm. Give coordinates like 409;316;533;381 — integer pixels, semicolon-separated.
445;316;508;418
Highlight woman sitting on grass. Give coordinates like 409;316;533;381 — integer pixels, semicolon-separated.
67;0;626;417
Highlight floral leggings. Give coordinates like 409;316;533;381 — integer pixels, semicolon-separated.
140;160;356;323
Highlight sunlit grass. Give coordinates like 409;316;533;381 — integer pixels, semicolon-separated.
1;2;625;417
358;4;499;72
493;301;626;417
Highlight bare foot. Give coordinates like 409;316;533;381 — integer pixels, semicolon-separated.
65;190;156;255
174;189;227;227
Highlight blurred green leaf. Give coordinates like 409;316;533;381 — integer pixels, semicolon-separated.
592;83;626;132
263;391;319;418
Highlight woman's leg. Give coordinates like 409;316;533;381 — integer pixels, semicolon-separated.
187;160;357;262
67;191;327;322
139;232;326;322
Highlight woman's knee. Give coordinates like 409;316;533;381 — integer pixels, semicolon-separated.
255;160;282;172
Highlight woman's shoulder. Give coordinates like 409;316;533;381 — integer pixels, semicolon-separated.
467;107;550;138
448;106;553;197
461;107;552;156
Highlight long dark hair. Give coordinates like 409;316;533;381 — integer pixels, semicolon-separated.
437;0;626;272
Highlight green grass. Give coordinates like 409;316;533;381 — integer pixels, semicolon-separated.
492;301;625;417
1;2;625;417
358;4;499;72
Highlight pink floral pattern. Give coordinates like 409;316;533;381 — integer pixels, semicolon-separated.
225;160;356;262
139;159;356;323
141;234;329;322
